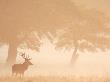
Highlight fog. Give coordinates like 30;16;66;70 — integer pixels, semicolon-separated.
0;38;110;77
0;1;110;80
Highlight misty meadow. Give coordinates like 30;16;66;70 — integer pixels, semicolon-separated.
0;0;110;82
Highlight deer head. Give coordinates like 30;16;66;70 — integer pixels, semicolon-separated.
21;53;33;65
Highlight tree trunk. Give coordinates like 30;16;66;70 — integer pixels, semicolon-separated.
6;42;18;65
70;41;79;65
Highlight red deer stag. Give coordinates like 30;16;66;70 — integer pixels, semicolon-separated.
12;53;33;77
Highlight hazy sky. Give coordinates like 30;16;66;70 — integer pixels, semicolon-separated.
73;0;110;16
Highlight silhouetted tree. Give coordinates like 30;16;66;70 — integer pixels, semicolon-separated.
55;9;110;64
0;0;80;65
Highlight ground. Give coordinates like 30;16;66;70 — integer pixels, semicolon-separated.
0;76;110;82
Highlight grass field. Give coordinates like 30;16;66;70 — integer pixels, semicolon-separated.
0;76;110;82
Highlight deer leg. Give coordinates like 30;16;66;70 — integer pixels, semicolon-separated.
11;72;14;76
11;72;15;78
20;73;22;78
21;73;24;78
19;73;23;79
15;73;19;78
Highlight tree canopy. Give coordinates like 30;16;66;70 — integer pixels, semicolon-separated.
0;0;80;64
55;9;110;63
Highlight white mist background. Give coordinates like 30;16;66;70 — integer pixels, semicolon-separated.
0;38;110;76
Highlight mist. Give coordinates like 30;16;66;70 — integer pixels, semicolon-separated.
0;38;110;77
0;0;110;82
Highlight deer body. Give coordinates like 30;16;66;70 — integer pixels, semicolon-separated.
12;53;33;77
12;63;28;76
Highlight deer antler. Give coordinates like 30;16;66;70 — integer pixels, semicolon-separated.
21;53;26;59
27;54;32;60
20;53;32;60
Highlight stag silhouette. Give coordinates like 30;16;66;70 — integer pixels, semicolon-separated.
12;53;33;77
